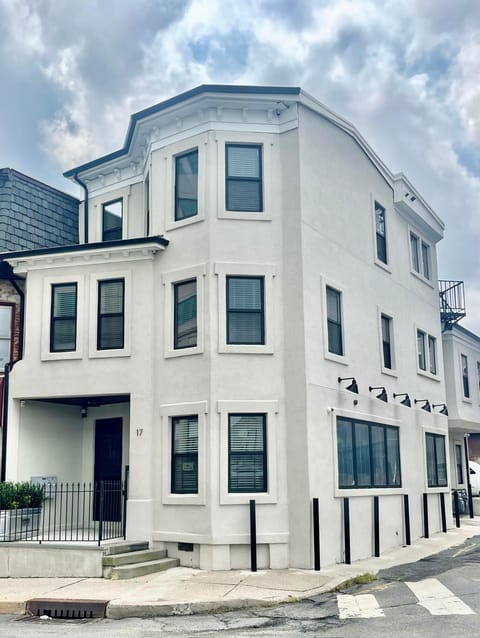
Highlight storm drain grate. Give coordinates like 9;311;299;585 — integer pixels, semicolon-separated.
25;598;108;620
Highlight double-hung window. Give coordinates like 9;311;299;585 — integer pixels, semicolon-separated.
171;415;198;494
375;202;387;264
175;149;198;221
102;199;123;241
226;276;264;345
226;144;263;212
145;173;150;235
337;417;401;488
455;444;464;484
425;432;447;487
50;283;77;353
410;232;430;280
0;305;13;367
461;354;470;398
174;279;197;349
97;279;124;350
228;413;267;493
326;286;343;356
381;314;393;369
417;329;437;375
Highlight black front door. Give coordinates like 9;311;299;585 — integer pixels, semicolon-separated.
94;417;122;521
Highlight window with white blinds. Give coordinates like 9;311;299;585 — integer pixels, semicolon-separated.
226;144;263;212
50;283;77;352
175;150;198;221
226;276;264;344
171;415;198;494
97;279;124;350
228;413;267;493
174;279;197;349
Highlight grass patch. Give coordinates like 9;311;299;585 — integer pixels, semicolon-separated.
334;572;376;591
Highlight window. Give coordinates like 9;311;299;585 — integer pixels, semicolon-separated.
50;283;77;353
455;444;464;484
145;173;150;236
171;416;198;494
462;354;470;398
226;144;262;212
229;413;267;493
174;279;197;349
326;286;343;356
102;199;122;241
175;149;198;221
425;433;447;487
410;232;431;280
381;314;393;369
337;417;401;489
375;202;387;264
417;329;437;375
226;276;264;345
477;361;480;398
0;305;12;368
97;279;124;350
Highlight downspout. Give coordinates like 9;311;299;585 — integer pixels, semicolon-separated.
0;261;25;482
72;173;89;244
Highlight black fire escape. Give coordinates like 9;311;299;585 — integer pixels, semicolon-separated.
439;280;466;330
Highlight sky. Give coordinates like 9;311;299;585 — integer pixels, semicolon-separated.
0;0;479;331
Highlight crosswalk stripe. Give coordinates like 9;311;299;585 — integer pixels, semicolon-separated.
405;579;475;616
337;594;385;619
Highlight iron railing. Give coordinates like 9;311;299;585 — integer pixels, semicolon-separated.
0;480;127;545
439;280;466;325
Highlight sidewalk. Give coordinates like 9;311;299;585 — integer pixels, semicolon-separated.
1;519;480;620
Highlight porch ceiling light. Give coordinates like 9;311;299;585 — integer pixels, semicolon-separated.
393;392;411;407
338;376;359;394
81;405;88;418
414;399;431;412
433;403;448;416
369;386;388;402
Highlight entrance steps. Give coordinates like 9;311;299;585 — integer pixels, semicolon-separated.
102;541;179;579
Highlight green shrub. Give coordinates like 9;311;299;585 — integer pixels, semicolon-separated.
0;482;45;510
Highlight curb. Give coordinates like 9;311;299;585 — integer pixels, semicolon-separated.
0;602;26;615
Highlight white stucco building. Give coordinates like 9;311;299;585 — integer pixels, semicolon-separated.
0;85;452;569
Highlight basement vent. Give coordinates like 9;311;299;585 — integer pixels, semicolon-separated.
26;598;108;620
178;542;194;552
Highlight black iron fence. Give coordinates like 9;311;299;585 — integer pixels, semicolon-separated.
0;480;127;545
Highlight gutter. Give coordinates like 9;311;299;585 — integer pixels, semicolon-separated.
0;261;25;482
72;173;89;244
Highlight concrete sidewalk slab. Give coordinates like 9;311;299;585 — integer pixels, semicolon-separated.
1;518;479;619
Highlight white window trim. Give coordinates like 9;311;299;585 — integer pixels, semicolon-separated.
377;308;397;377
217;134;273;221
422;425;450;493
218;399;279;505
321;277;348;365
88;270;132;358
454;440;465;487
408;227;433;287
460;353;472;403
41;274;84;361
165;138;206;231
215;262;275;354
477;361;480;405
160;401;207;505
330;407;403;498
95;185;130;243
415;324;440;380
162;263;206;358
371;195;391;273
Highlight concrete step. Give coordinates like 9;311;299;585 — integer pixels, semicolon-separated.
109;557;180;580
103;541;149;556
103;549;167;567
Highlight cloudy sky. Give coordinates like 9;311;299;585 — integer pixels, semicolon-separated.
0;0;479;330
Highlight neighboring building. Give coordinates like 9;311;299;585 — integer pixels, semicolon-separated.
0;169;79;472
1;86;450;570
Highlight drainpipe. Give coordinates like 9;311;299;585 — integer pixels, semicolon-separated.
72;173;89;244
0;261;25;482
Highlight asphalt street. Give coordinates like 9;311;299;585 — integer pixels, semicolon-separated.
2;537;480;636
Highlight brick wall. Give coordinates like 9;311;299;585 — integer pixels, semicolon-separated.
0;168;79;251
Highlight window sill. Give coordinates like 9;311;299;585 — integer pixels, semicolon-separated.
424;486;449;494
41;351;83;361
163;493;205;506
416;369;440;381
165;214;204;232
462;397;473;404
410;269;434;288
218;210;272;221
334;487;403;498
324;351;348;366
89;348;131;359
165;346;204;358
374;259;391;274
219;344;274;354
381;367;398;378
220;491;277;505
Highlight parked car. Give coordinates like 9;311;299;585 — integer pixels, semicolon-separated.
469;461;480;496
